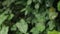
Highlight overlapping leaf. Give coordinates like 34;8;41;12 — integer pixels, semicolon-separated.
16;19;28;33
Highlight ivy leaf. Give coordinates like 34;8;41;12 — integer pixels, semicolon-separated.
48;20;55;30
35;14;46;23
0;12;8;25
16;19;28;33
0;26;9;34
35;23;45;32
0;15;8;25
30;27;39;34
57;1;60;11
0;9;10;25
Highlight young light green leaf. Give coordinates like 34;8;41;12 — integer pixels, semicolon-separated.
47;30;59;34
16;19;28;33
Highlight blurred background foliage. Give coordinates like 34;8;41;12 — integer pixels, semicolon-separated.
0;0;60;34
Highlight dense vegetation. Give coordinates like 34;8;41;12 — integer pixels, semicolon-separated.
0;0;60;34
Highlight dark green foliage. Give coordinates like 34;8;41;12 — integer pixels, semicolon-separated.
0;0;60;34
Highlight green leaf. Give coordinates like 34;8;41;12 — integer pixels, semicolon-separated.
0;9;10;25
57;1;60;11
38;0;41;3
11;25;17;31
0;15;8;25
15;1;22;5
30;27;39;34
16;19;28;33
59;32;60;34
35;14;46;23
36;23;45;32
48;11;58;20
24;6;32;15
0;13;8;25
25;33;29;34
47;30;59;34
33;0;36;2
2;0;16;7
25;10;28;15
48;20;55;30
35;3;39;9
32;18;38;23
8;14;14;20
26;17;32;23
27;0;32;5
0;26;9;34
20;8;26;12
16;31;22;34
